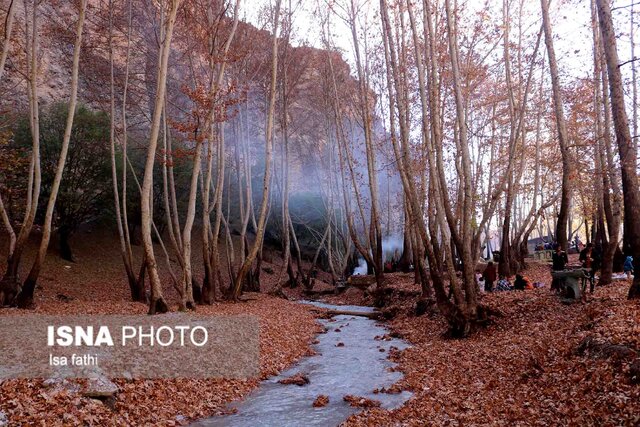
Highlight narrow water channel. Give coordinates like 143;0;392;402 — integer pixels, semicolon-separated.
194;301;412;427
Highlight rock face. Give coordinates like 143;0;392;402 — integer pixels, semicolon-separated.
82;376;118;398
0;410;8;427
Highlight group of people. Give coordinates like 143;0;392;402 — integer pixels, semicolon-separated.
475;241;635;297
552;242;634;291
477;262;539;293
550;242;598;292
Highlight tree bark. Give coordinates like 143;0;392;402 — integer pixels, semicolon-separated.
232;0;282;300
140;0;181;314
540;0;573;251
3;0;42;293
595;0;640;298
17;0;88;308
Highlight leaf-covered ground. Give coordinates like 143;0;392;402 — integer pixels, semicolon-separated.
1;231;638;425
341;263;640;426
0;231;320;426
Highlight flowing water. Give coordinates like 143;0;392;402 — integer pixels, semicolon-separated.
193;301;412;427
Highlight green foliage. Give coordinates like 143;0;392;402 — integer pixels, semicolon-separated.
13;102;112;238
0;127;29;221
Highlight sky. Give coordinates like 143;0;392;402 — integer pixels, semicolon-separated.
239;0;638;87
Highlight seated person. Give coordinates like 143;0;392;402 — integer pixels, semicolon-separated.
384;261;393;272
496;275;512;291
552;244;569;271
483;262;497;292
524;276;534;290
514;274;530;291
475;271;485;293
624;255;634;279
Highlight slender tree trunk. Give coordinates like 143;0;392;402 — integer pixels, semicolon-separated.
347;0;384;289
595;0;640;298
140;0;181;314
17;0;88;308
232;0;281;300
59;226;74;263
541;0;572;251
0;1;16;250
3;0;41;293
108;0;143;302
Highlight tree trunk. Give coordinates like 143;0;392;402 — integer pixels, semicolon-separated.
540;0;572;251
596;0;640;298
59;227;74;263
2;0;42;295
17;0;88;308
0;1;17;260
140;0;181;314
232;0;282;299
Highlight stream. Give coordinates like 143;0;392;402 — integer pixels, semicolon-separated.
193;301;412;427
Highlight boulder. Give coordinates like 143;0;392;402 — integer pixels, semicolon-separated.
83;376;118;398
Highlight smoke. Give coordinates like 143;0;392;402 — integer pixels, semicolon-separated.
351;235;404;276
381;235;403;262
353;258;368;275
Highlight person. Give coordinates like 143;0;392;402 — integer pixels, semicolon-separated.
514;274;529;291
496;275;512;291
476;271;485;293
579;243;600;293
551;244;569;291
552;244;569;270
483;262;497;292
384;260;393;272
624;255;634;279
579;243;594;268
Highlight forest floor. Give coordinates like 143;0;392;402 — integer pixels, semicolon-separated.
0;229;321;425
1;229;639;425
328;261;640;426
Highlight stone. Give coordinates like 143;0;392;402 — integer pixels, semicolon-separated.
43;377;81;395
278;373;309;386
83;376;118;398
312;395;329;407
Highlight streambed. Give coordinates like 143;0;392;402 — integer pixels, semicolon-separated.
194;301;412;427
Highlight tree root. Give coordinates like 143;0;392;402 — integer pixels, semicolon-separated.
0;277;21;307
148;297;169;314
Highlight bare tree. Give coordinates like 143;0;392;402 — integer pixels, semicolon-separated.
15;0;89;308
140;0;182;314
540;0;573;251
0;0;18;258
595;0;640;298
1;0;42;306
231;0;282;300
